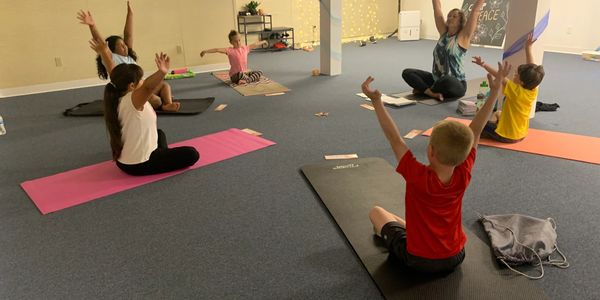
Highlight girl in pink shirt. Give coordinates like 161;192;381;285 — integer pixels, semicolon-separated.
201;30;267;84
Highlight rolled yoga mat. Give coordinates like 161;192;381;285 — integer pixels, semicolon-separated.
300;158;547;300
423;117;600;165
63;98;215;116
21;129;276;214
212;71;290;96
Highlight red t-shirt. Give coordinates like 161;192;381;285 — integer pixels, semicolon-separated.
396;148;476;259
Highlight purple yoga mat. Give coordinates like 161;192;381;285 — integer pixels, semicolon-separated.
21;128;276;214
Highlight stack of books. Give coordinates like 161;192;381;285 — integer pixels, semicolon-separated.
457;99;477;116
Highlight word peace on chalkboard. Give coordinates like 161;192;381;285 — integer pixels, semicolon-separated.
462;0;509;47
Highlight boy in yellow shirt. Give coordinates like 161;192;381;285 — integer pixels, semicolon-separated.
472;33;544;143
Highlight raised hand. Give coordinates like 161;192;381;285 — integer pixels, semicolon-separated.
127;1;133;13
200;51;206;57
155;52;170;74
88;38;108;54
77;10;95;26
526;32;536;48
472;56;485;66
361;76;382;102
488;61;511;91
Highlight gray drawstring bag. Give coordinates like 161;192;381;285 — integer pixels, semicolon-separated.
479;213;569;279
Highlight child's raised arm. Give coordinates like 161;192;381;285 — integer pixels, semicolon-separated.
200;48;228;57
470;61;511;148
89;38;115;77
123;1;134;49
472;56;508;85
77;10;105;46
132;53;170;110
249;40;268;50
361;76;409;162
525;33;536;64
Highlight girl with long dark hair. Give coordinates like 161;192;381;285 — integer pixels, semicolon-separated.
77;2;181;112
91;38;198;175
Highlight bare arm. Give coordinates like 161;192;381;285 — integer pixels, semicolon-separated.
361;77;410;162
432;0;447;35
89;38;115;77
472;56;508;84
123;1;134;48
77;10;104;43
249;40;268;50
132;53;170;110
470;61;512;148
459;0;485;48
200;48;228;57
525;33;535;64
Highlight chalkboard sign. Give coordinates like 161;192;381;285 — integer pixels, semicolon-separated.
462;0;509;47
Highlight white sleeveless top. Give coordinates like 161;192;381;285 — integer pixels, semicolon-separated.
117;92;158;164
112;53;137;66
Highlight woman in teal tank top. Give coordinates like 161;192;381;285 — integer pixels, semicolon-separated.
402;0;485;101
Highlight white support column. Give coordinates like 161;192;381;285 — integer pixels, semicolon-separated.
320;0;342;76
503;0;551;118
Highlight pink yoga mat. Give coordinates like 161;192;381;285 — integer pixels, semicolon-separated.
21;128;276;214
423;117;600;165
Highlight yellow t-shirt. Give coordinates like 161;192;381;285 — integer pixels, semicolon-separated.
495;80;538;140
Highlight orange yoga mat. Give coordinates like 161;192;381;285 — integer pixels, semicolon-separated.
422;117;600;165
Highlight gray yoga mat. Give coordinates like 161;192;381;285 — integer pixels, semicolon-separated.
63;97;215;116
300;157;547;300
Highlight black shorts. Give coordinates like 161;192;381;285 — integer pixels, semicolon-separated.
381;222;465;274
481;122;524;143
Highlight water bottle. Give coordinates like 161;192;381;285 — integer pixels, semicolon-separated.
476;80;489;109
0;115;6;135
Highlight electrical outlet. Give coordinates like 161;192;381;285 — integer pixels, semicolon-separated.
176;45;183;54
54;57;62;67
566;26;572;35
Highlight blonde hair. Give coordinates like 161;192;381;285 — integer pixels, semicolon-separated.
448;8;466;32
430;120;474;166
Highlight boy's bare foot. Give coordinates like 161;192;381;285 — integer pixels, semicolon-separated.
424;88;444;101
238;79;247;85
161;102;181;112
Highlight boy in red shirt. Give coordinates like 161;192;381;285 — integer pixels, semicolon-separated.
362;61;511;274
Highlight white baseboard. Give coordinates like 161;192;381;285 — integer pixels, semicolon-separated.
0;63;229;99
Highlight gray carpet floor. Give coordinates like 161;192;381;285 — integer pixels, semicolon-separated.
0;39;599;299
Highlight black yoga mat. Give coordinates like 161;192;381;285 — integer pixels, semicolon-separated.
63;98;215;116
300;158;547;300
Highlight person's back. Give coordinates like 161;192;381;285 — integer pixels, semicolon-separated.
117;91;158;165
364;61;510;274
495;64;544;141
473;33;543;143
398;140;475;259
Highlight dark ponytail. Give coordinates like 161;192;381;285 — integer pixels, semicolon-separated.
95;35;138;80
103;64;144;160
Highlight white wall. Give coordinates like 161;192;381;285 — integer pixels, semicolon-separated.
402;0;600;54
